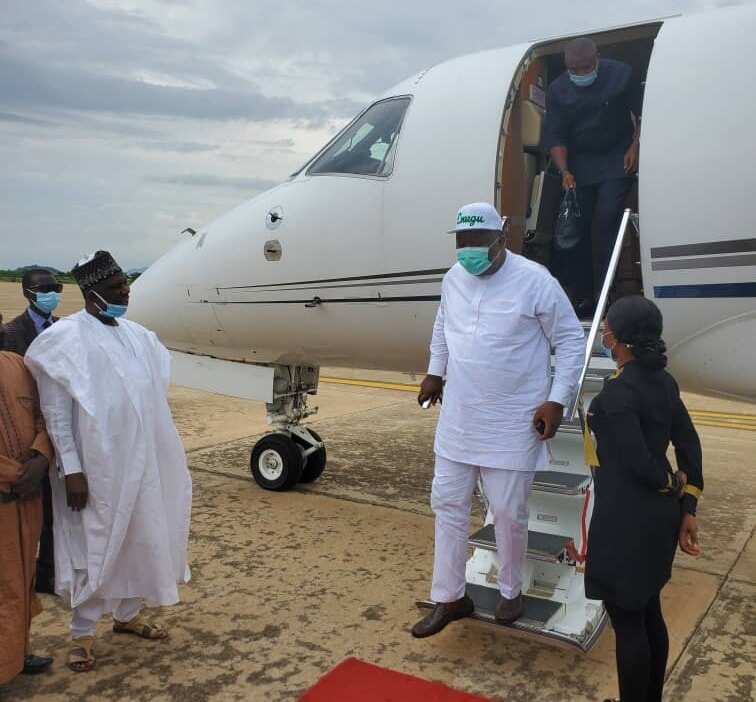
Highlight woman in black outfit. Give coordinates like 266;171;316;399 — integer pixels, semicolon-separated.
586;296;703;702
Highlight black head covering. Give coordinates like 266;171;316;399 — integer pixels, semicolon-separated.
606;295;668;370
71;250;123;292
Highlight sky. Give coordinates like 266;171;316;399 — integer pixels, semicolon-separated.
0;0;745;270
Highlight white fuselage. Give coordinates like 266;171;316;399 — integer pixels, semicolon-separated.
129;5;756;402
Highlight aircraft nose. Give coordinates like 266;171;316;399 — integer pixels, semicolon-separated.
128;246;188;346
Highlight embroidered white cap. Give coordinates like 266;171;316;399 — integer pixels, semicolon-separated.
448;202;506;233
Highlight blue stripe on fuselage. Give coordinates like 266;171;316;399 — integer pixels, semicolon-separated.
654;282;756;298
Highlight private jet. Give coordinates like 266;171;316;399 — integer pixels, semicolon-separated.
129;4;756;651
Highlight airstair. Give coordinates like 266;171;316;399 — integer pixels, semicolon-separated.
418;210;637;651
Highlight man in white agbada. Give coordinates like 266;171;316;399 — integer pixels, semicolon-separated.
25;251;192;672
412;203;584;638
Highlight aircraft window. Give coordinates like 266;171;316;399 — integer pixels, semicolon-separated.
308;97;410;177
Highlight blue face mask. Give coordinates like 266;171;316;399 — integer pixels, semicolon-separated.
457;246;494;276
92;290;128;319
28;290;60;315
569;66;598;87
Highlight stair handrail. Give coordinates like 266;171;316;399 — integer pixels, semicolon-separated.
569;208;633;421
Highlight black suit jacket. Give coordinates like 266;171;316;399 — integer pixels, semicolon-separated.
0;309;57;356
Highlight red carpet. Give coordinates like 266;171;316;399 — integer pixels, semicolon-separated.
299;658;493;701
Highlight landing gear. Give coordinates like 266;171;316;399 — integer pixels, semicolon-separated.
251;433;303;491
249;365;328;491
294;427;327;483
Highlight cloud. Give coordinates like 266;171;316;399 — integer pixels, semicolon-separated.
0;0;363;125
0;50;358;123
1;0;745;271
247;137;295;148
0;111;56;127
147;174;279;190
138;141;220;153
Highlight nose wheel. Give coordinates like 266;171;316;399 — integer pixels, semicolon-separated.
294;428;327;483
251;434;303;491
250;428;327;491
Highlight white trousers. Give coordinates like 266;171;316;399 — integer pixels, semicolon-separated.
430;455;534;602
71;597;143;639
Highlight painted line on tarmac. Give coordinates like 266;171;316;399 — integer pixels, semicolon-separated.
321;377;756;431
321;377;419;393
688;410;756;421
688;418;756;432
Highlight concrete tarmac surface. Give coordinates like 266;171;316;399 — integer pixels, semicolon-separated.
1;282;754;701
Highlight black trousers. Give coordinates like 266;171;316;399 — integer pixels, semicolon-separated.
36;473;55;587
605;594;669;702
553;177;634;301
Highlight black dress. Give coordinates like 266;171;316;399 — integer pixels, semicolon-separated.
585;361;703;610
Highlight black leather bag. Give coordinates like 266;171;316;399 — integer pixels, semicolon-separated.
554;189;582;250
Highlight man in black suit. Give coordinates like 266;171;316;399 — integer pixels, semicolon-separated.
3;270;62;355
2;268;63;594
542;37;641;317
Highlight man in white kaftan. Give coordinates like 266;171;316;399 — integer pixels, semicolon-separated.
25;251;191;672
412;204;584;639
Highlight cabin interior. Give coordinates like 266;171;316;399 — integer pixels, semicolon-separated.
497;22;662;310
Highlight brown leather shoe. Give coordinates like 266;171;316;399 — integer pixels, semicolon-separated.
411;595;474;638
495;593;524;624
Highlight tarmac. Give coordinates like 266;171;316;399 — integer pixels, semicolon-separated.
1;282;754;701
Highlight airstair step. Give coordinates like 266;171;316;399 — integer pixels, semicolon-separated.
582;320;608;356
533;470;590;495
585;355;616;376
416;584;562;632
558;415;584;435
551;355;616;385
415;584;596;650
469;524;572;563
466;582;562;628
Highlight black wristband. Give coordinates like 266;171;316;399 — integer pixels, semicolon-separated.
681;493;697;516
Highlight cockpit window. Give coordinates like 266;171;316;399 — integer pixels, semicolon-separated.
307;97;410;177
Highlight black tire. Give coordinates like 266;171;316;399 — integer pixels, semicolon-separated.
293;428;327;484
250;434;304;491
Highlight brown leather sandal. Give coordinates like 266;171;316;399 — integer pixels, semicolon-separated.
68;636;96;673
112;613;168;639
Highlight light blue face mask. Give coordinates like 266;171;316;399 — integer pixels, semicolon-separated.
28;290;60;315
457;246;494;276
569;66;598;87
92;290;128;319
